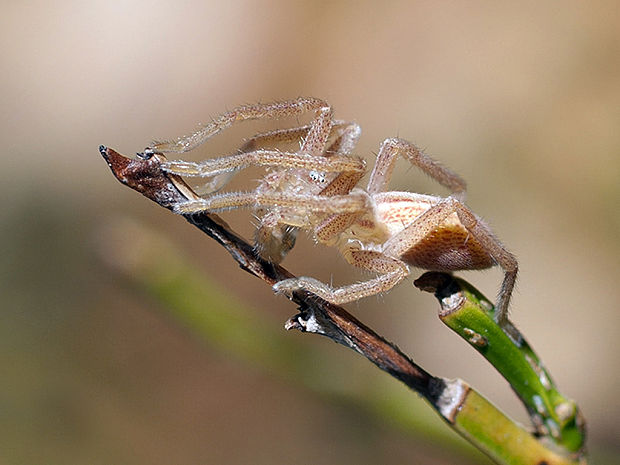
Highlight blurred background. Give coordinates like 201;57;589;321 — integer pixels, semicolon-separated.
2;1;619;464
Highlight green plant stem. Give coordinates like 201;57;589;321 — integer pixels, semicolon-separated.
453;387;582;465
415;272;586;457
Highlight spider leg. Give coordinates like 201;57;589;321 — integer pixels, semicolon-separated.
160;149;365;178
383;197;518;336
313;212;361;245
454;202;518;336
173;189;371;215
313;121;365;196
150;97;331;154
273;250;409;304
367;138;466;200
325;121;361;156
299;104;334;156
238;119;360;155
238;125;316;153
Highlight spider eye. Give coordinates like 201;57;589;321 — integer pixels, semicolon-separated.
309;170;327;183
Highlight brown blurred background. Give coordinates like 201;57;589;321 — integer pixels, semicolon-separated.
2;1;619;464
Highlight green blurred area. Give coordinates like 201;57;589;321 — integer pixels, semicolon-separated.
2;1;619;464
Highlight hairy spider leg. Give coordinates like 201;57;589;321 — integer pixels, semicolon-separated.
173;189;371;218
238;119;360;155
159;149;365;178
368;138;467;200
151;97;333;154
273;250;409;304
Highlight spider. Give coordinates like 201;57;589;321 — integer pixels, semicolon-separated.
149;97;518;336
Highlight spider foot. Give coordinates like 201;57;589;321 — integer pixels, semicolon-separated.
274;277;349;304
497;318;523;346
273;277;327;298
273;277;305;297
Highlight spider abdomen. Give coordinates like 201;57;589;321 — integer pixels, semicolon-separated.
400;224;494;271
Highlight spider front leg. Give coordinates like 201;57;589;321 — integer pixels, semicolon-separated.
273;250;409;304
236;119;361;155
151;97;331;154
368;138;467;201
160;149;366;178
173;189;371;216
